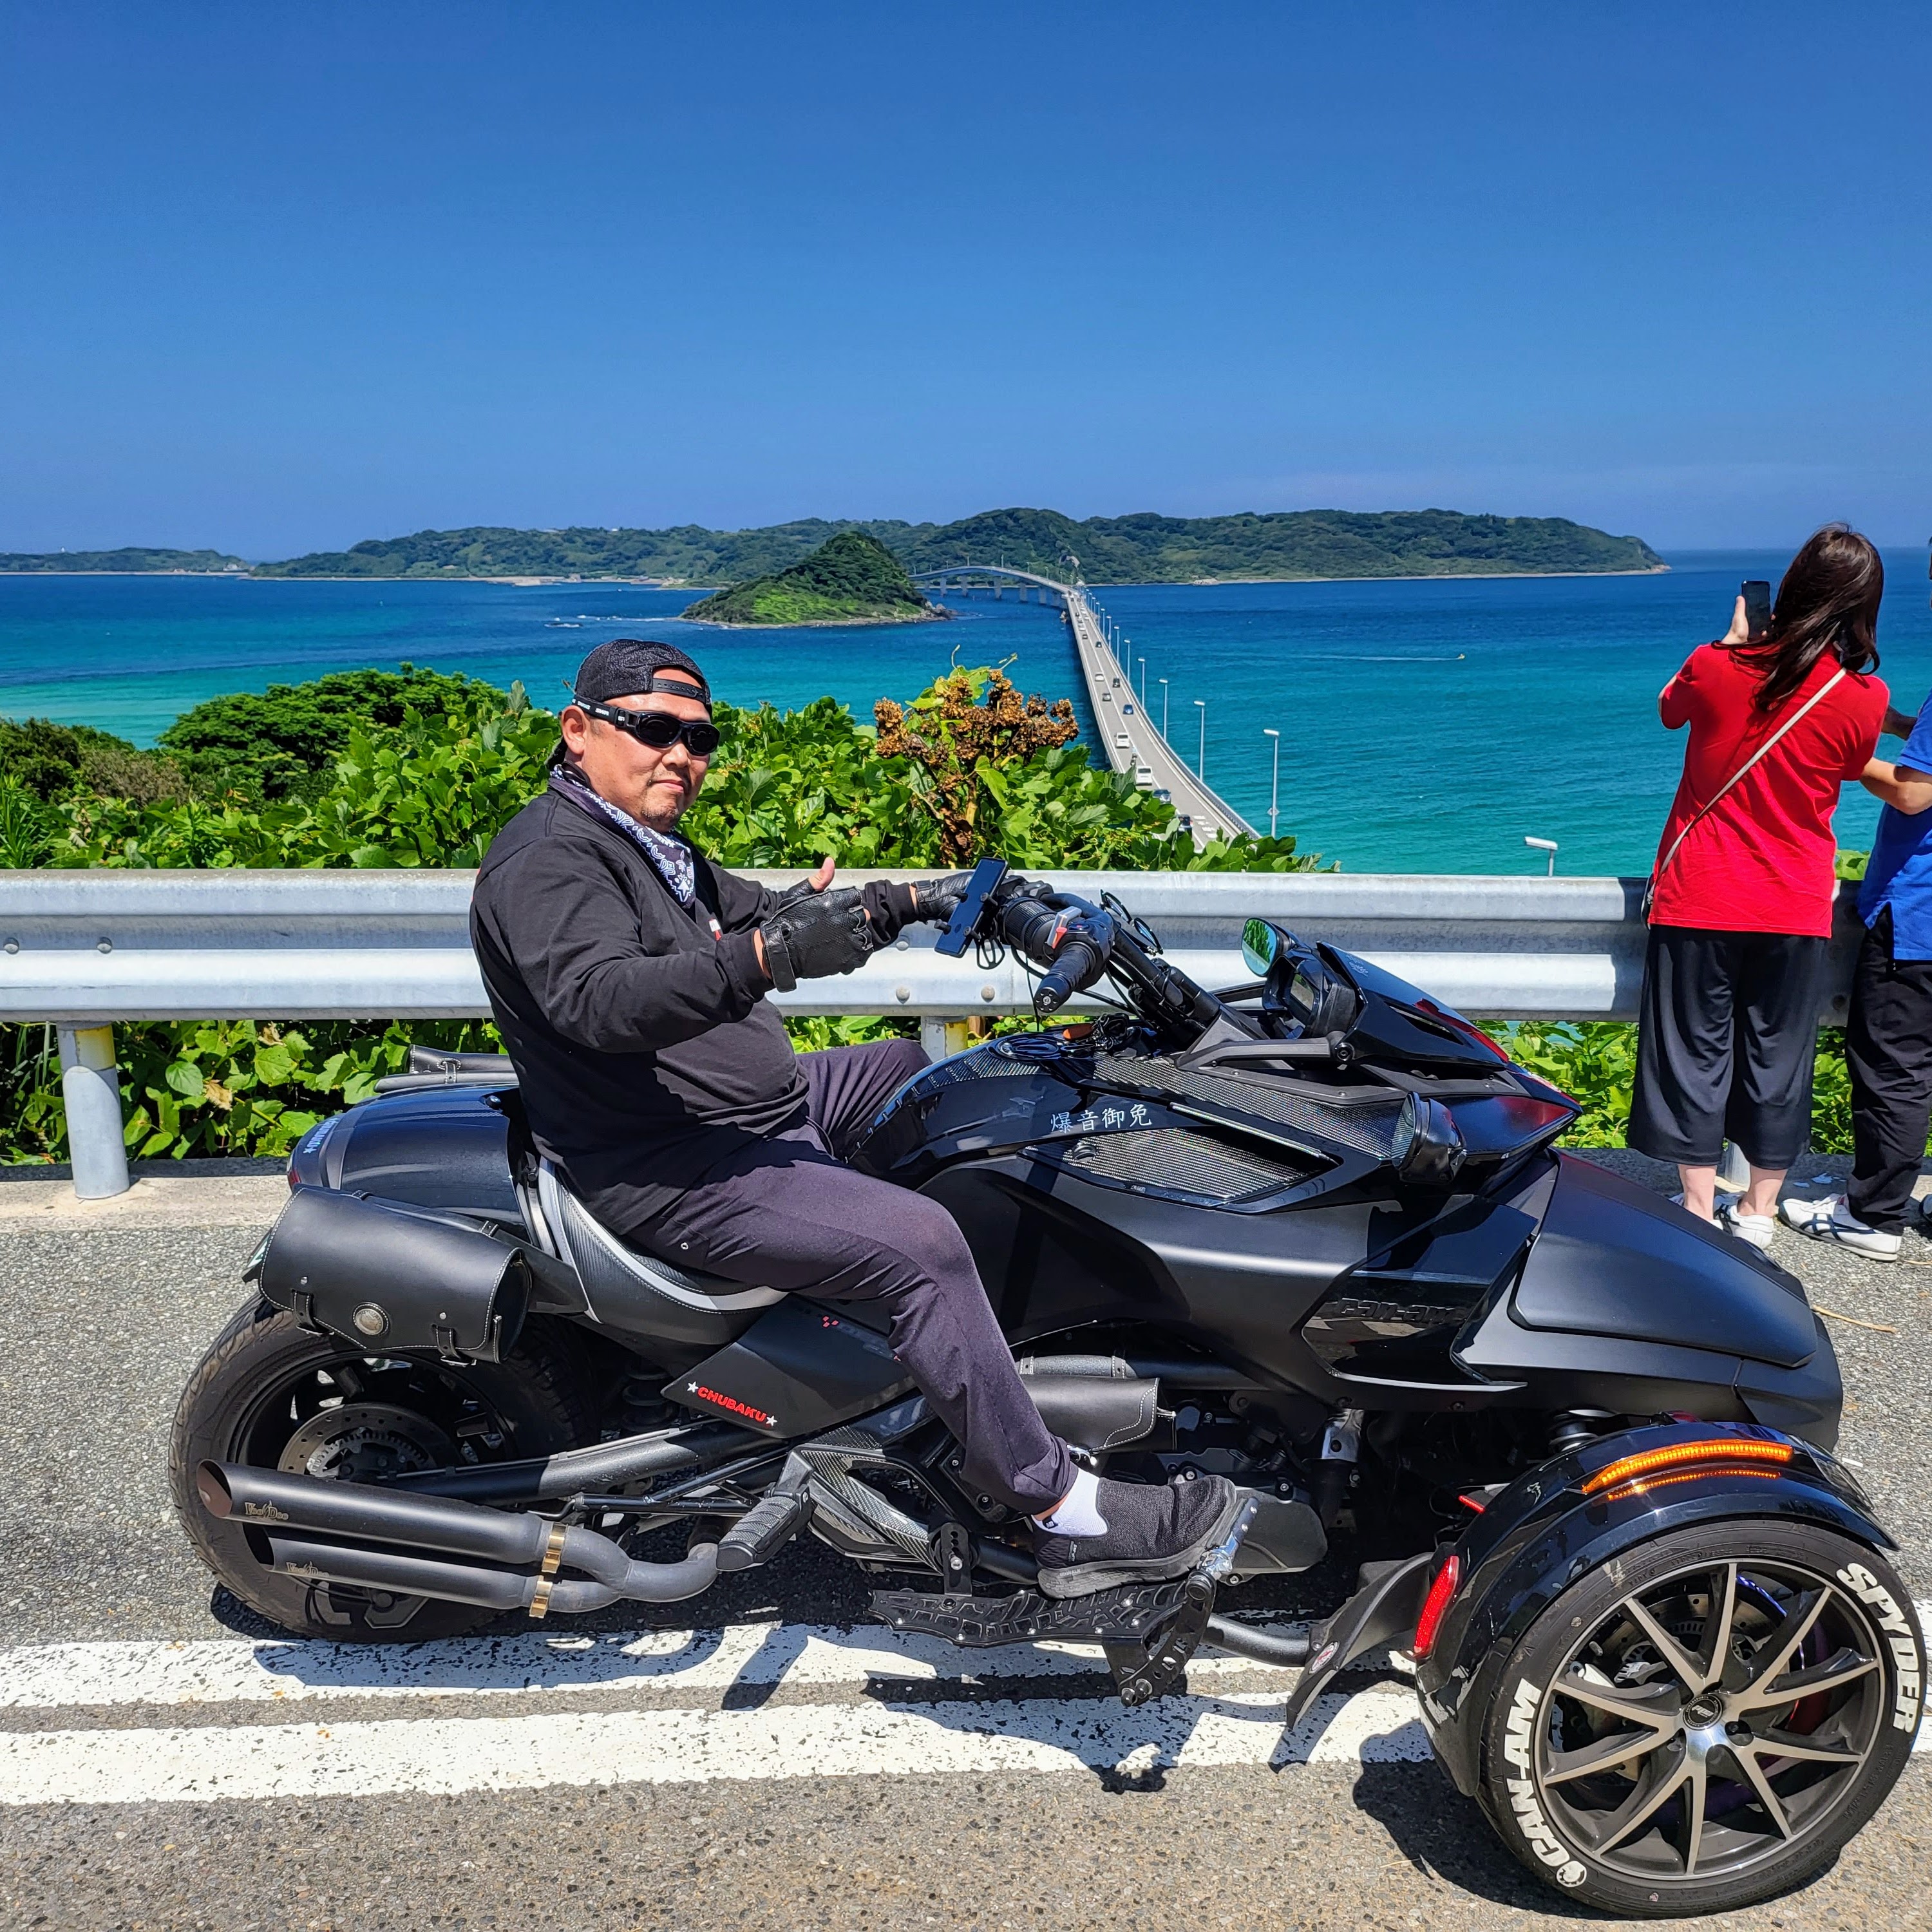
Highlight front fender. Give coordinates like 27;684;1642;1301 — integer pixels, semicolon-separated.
1414;1419;1893;1797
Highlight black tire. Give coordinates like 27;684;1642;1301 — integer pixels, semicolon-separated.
1475;1519;1922;1917
170;1298;594;1643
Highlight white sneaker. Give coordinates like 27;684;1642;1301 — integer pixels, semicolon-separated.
1779;1194;1902;1263
1670;1190;1740;1225
1718;1202;1776;1250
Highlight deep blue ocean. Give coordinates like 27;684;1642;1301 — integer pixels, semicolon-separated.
3;551;1927;876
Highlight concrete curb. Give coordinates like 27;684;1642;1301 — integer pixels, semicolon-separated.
0;1169;289;1231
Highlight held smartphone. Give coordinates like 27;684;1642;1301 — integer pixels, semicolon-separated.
1741;579;1773;639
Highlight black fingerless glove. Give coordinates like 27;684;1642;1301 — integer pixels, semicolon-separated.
759;892;874;990
771;868;835;913
854;880;918;944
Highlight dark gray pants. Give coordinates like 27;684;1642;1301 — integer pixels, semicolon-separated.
1629;925;1827;1168
627;1039;1074;1515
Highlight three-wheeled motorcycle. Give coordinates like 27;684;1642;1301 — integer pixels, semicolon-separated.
173;860;1922;1915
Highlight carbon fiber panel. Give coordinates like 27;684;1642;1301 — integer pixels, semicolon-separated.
1095;1054;1401;1155
914;1042;1043;1091
1060;1128;1310;1202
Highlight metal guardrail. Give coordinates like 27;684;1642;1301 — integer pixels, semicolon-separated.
0;869;1865;1197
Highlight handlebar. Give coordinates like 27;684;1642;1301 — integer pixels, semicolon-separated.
978;874;1229;1037
992;891;1115;1013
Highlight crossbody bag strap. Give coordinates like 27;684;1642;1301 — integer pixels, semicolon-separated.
1652;665;1847;892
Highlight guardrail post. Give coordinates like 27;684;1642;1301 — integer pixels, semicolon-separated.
920;1018;972;1060
57;1024;130;1200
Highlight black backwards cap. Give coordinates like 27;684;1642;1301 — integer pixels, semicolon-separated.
572;638;711;708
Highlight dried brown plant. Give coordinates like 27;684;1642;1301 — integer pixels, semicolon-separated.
874;667;1077;862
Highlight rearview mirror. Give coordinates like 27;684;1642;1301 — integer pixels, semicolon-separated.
1241;917;1280;980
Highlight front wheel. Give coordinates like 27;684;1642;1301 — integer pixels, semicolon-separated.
170;1299;593;1642
1476;1519;1922;1916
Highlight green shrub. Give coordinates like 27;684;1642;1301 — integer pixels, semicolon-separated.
157;665;507;802
0;781;51;867
0;717;184;805
0;1018;504;1165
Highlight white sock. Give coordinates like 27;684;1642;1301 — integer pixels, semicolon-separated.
1034;1465;1108;1537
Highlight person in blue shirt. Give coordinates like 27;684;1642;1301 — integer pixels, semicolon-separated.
1785;567;1932;1260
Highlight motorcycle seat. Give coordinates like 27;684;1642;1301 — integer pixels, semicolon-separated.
534;1160;785;1334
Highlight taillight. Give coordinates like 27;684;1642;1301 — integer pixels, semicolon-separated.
1413;1553;1460;1661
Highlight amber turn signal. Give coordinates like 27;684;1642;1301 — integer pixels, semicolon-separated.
1580;1437;1793;1497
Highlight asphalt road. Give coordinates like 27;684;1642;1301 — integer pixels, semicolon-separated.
3;1157;1931;1931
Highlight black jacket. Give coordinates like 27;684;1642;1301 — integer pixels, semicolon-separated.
470;783;801;1231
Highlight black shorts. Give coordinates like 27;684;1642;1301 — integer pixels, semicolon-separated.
1628;925;1828;1169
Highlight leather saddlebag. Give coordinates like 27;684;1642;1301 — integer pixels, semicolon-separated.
256;1186;529;1363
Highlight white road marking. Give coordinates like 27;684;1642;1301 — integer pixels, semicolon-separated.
2;1600;1922;1807
0;1689;1428;1806
0;1622;1312;1710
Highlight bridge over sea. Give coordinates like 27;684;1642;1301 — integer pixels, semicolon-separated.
909;565;1252;844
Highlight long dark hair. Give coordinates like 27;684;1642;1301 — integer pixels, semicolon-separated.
1734;524;1883;714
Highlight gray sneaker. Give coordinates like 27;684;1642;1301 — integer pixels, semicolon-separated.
1034;1474;1244;1600
1780;1193;1901;1263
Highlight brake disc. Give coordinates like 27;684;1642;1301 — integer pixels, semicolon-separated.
278;1403;457;1482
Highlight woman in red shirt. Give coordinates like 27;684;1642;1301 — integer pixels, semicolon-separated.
1631;525;1888;1244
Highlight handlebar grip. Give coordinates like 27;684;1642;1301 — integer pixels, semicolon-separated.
1034;939;1102;1014
1034;971;1076;1016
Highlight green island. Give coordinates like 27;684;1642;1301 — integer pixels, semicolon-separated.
0;546;251;574
10;507;1663;582
681;531;945;628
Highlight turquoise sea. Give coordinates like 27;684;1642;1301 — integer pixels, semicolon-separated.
3;551;1927;876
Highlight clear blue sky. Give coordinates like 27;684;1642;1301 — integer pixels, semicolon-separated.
3;3;1927;558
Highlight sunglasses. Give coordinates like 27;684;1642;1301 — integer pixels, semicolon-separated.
576;698;721;757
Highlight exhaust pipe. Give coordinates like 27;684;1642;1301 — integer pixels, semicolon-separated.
260;1534;699;1616
384;1419;763;1502
200;1462;719;1609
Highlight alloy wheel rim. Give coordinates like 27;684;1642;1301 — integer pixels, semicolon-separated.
1532;1557;1887;1884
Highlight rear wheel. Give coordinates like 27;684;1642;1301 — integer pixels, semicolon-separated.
170;1299;592;1642
1476;1519;1922;1916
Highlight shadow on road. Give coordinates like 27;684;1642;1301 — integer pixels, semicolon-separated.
1350;1760;1595;1915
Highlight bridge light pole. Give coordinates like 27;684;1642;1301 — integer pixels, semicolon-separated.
1135;654;1146;706
1193;699;1207;781
1263;728;1280;839
1159;678;1169;739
